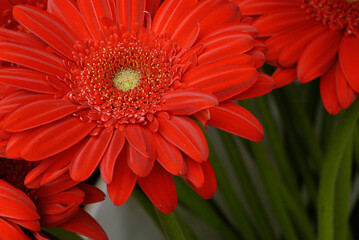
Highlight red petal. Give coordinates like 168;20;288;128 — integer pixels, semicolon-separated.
6;218;40;232
339;35;359;92
208;102;264;142
0;180;39;221
297;30;342;83
0;68;55;94
320;65;341;114
152;0;197;37
22;117;96;160
0;218;30;240
184;156;204;189
4;99;83;132
184;65;258;101
48;0;93;40
100;128;125;183
153;133;186;176
5;129;37;159
0;27;46;49
13;5;77;59
253;8;309;37
158;116;208;162
125;124;151;158
188;160;217;199
117;0;145;32
59;209;108;240
138;164;177;214
232;72;275;100
197;31;255;64
127;140;156;177
236;0;299;15
278;24;327;67
70;128;113;182
336;62;357;109
76;184;105;204
107;150;137;206
0;42;67;77
77;0;113;40
163;89;218;115
272;67;297;88
191;109;210;127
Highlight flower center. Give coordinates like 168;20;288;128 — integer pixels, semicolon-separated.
69;29;183;127
302;0;359;35
112;68;141;92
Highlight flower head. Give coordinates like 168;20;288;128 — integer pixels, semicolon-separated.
0;158;107;240
235;0;359;114
0;0;273;213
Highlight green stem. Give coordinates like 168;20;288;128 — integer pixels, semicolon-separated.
155;209;187;240
334;138;353;240
218;130;276;240
318;100;359;240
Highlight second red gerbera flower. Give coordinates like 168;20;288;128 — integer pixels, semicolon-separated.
235;0;359;114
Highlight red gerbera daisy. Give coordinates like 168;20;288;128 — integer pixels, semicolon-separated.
0;158;108;240
0;0;273;213
235;0;359;114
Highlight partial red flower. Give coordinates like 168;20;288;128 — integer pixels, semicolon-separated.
0;0;273;213
235;0;359;114
0;158;107;240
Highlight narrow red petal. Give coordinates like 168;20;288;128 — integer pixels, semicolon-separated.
127;139;156;177
253;8;309;37
236;0;299;15
5;129;37;159
232;72;275;100
208;102;264;142
4;99;84;132
0;180;39;221
70;128;113;182
22;117;96;160
197;32;255;64
0;42;68;77
100;128;125;183
107;150;137;206
339;35;359;92
320;65;341;114
336;62;357;109
185;156;205;189
124;124;150;158
59;209;108;240
48;0;93;40
163;89;218;115
158;116;208;162
152;0;197;37
272;67;297;88
13;5;78;59
138;164;177;214
0;218;30;240
77;0;112;40
297;30;342;83
188;160;217;199
117;0;145;32
153;133;186;176
0;68;55;94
